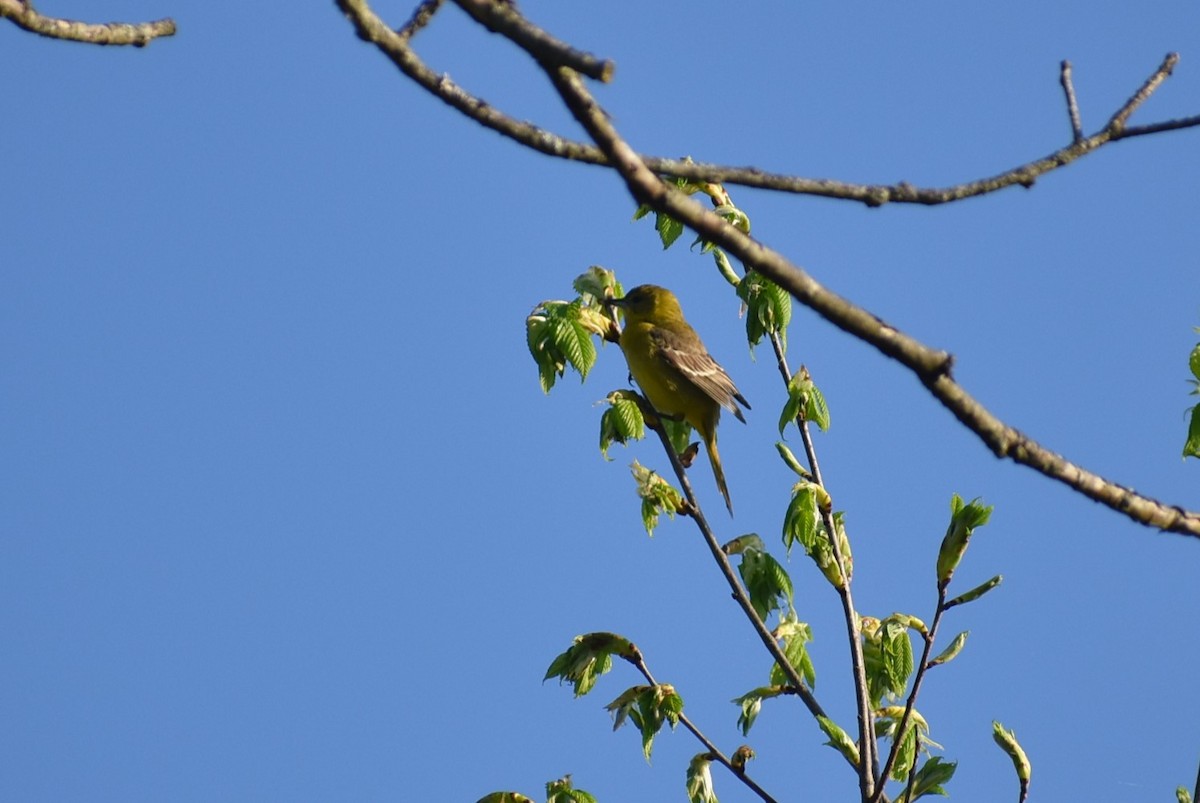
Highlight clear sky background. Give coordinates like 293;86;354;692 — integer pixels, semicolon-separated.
4;2;1199;801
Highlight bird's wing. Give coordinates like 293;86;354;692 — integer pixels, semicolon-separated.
651;326;749;420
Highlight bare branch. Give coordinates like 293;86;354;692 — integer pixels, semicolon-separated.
336;2;1200;207
397;0;443;42
1109;52;1179;131
1059;60;1084;142
0;0;175;46
452;0;614;82
547;65;1200;540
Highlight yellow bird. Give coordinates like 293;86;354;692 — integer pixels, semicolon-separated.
608;285;750;515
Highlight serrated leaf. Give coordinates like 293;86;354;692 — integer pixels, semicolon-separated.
599;392;647;460
736;271;791;350
805;382;830;431
929;631;968;667
552;312;596;381
604;684;682;763
656;212;685;249
880;617;914;698
782;483;820;556
545;632;637;696
738;547;794;621
770;617;815;688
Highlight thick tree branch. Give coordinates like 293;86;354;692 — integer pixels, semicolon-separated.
0;0;175;46
547;65;1200;540
338;1;1200;207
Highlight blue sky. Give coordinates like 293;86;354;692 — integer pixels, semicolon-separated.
3;2;1199;801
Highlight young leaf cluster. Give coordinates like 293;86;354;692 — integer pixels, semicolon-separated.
526;268;622;392
544;632;640;697
778;367;830;435
630;460;684;536
604;684;684;762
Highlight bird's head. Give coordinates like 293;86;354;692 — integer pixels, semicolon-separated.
606;284;683;324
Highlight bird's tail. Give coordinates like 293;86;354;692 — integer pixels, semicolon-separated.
703;429;734;516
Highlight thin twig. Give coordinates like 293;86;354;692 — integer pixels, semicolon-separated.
397;0;443;41
452;0;614;81
633;657;779;803
1109;52;1179;131
1059;60;1084;142
0;0;175;45
641;417;829;724
769;332;879;795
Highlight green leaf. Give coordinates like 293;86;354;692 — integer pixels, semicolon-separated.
544;632;639;696
545;775;598;803
606;684;683;763
936;494;993;588
805;381;830;431
1189;343;1200;382
816;715;860;768
737;547;794;621
599;391;647;460
737;271;791;350
907;756;957;801
731;685;786;735
573;266;623;306
476;793;536;803
1184;404;1200;459
929;631;968;667
992;721;1031;782
1177;785;1193;803
631;461;683;536
655;212;685;249
769;616;815;688
778;367;830;435
712;247;740;287
775;442;810;477
782;483;820;557
685;753;717;803
880;616;915;698
552;309;597;381
945;575;1002;608
722;533;766;555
